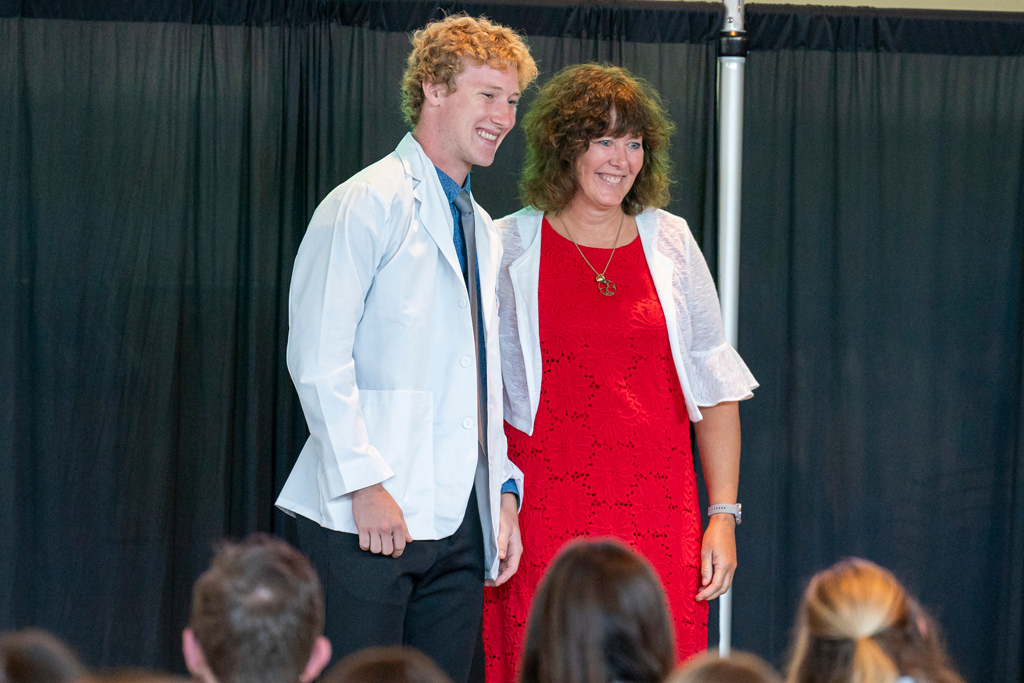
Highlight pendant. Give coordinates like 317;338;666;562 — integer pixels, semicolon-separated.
595;273;617;297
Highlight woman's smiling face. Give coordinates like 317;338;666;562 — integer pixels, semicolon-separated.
572;131;644;213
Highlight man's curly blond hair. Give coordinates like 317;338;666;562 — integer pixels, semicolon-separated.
401;14;538;129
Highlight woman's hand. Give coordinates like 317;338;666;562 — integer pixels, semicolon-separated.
696;514;737;601
692;400;741;601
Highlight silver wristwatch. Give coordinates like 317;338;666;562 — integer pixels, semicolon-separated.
708;503;742;525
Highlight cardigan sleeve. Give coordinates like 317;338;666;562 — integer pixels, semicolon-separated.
495;213;535;433
675;215;758;407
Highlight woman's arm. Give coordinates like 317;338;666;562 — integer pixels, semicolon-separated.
692;400;740;601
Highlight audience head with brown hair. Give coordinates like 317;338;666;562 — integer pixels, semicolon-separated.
520;539;676;683
82;672;189;683
786;558;965;683
671;651;782;683
0;629;84;683
182;533;331;683
322;647;452;683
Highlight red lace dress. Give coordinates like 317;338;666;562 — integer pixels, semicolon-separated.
482;219;707;683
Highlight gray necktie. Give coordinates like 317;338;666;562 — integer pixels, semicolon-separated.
453;189;487;451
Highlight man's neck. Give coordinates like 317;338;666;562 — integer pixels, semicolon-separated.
412;128;470;186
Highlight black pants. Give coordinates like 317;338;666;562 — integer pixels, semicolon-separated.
296;489;485;683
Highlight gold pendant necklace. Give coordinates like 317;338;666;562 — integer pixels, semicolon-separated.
556;213;625;297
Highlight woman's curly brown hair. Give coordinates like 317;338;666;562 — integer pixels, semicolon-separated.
520;64;674;216
401;14;538;129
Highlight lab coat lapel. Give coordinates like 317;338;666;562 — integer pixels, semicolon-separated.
395;134;464;279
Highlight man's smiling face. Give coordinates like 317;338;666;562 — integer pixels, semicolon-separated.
427;60;521;182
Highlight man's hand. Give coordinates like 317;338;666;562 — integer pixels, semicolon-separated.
352;483;413;557
695;514;737;601
485;492;522;587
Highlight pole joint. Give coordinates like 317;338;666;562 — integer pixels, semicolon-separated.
719;0;748;57
718;31;749;58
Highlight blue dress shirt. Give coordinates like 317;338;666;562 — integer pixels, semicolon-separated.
435;167;518;500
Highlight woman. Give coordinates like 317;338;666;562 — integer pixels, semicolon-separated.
786;558;965;683
483;63;758;682
519;540;675;683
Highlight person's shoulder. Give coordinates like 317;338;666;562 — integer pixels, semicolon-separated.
495;207;543;232
644;207;690;232
638;208;700;264
643;207;695;240
318;151;413;211
305;151;410;237
346;150;410;200
495;207;542;251
476;202;494;225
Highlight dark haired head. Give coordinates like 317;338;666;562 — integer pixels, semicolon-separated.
323;647;452;683
519;63;674;216
520;539;675;683
670;651;782;683
186;533;328;683
0;629;84;683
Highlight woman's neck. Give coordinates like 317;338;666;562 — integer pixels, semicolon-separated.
551;201;637;248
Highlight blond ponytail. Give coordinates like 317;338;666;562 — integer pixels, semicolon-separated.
850;636;899;683
786;559;907;683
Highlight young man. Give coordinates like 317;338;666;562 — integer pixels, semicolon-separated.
182;534;332;683
275;15;538;683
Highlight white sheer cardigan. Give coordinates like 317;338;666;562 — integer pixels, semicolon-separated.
496;207;758;435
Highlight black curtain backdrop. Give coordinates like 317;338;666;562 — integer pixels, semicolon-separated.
737;20;1024;683
1;3;1023;683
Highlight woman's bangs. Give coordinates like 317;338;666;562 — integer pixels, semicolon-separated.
604;89;648;140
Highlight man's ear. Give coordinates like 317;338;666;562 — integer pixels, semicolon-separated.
422;79;448;107
299;636;333;683
182;628;215;683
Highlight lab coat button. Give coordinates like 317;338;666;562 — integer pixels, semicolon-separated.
463;418;474;429
460;298;468;308
460;356;472;368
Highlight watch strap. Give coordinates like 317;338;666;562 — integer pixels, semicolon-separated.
708;503;742;525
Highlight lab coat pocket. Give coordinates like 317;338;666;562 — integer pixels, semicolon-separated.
357;389;434;517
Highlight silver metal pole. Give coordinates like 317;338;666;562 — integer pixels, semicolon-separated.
716;0;747;658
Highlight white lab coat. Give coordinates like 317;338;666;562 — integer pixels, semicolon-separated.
276;133;523;580
496;207;758;435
